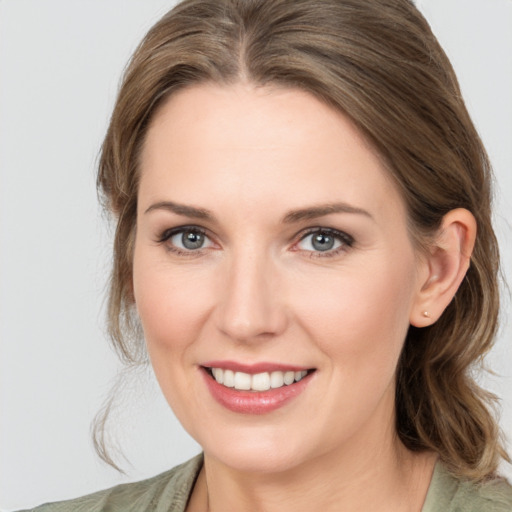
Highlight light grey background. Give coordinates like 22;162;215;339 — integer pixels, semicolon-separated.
0;0;510;510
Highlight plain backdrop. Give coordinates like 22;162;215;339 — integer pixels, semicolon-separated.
0;0;511;510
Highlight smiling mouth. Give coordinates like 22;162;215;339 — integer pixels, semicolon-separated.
203;367;315;392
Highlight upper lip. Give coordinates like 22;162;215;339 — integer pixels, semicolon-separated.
201;360;313;374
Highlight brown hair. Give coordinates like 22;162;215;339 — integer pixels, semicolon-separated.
96;0;509;480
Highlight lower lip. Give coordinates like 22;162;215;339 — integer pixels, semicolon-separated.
201;368;313;414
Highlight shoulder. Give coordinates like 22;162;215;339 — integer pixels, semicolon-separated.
19;454;203;512
423;462;512;512
453;478;512;512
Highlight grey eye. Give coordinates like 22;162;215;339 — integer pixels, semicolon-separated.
171;229;209;250
297;230;345;253
311;233;335;251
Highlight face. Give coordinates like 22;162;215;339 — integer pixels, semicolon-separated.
133;83;426;473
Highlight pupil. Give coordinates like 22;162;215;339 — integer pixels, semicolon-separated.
312;233;334;251
182;231;204;250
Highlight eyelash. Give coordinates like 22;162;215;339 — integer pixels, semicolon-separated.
157;226;211;257
156;225;354;258
295;227;354;258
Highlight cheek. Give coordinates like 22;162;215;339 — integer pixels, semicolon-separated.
291;255;417;374
132;244;215;362
132;255;217;421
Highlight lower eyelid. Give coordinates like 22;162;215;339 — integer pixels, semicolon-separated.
306;245;349;258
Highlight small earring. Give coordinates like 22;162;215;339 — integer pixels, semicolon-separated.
422;311;431;318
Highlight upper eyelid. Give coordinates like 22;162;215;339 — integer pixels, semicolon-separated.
295;227;353;243
158;225;209;241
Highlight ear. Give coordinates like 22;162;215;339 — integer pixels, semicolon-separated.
410;208;476;327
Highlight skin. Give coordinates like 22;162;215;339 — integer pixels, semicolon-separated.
133;83;475;511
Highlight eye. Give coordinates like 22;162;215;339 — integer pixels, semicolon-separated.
172;229;207;250
159;226;214;253
295;228;353;256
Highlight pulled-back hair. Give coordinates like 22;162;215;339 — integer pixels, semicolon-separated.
96;0;508;480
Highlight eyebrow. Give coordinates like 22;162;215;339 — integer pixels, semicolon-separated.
144;200;372;223
282;203;373;223
144;201;214;219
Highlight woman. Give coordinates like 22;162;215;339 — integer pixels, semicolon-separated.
23;0;511;510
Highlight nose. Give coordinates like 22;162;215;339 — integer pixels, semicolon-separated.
215;249;288;343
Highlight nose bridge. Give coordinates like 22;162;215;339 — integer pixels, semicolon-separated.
216;242;287;342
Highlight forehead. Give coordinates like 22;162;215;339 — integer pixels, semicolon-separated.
139;82;404;222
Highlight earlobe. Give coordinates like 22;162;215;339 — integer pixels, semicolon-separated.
410;208;476;327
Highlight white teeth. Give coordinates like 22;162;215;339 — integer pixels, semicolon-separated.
210;368;310;391
283;371;295;385
223;369;235;387
270;371;284;388
234;371;252;390
212;368;223;384
296;370;307;381
252;372;271;391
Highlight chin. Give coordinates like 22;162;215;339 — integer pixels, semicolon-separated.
209;444;307;474
196;422;320;474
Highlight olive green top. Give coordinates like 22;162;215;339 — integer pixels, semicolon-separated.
21;454;512;511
